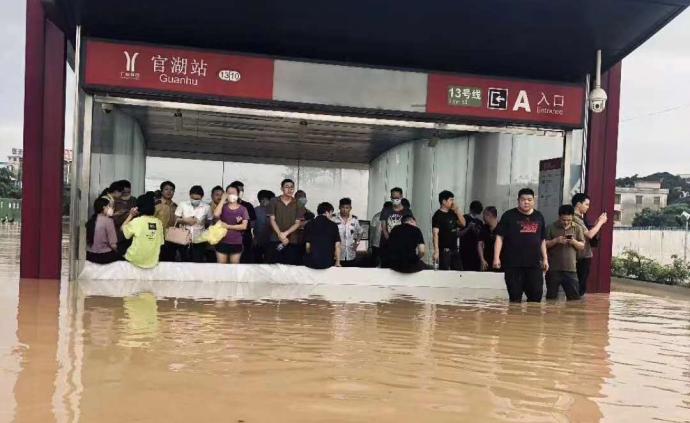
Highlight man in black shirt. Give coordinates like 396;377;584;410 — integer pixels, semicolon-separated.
388;216;427;273
229;181;257;263
432;190;467;270
494;188;549;302
478;206;499;272
460;200;484;271
303;202;341;269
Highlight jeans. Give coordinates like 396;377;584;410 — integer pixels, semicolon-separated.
546;270;581;301
504;267;544;303
576;258;592;296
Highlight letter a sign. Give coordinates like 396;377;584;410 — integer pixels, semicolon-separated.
512;90;531;112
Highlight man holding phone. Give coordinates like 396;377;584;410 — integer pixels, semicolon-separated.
545;205;586;301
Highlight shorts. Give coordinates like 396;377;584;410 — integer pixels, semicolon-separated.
215;243;243;255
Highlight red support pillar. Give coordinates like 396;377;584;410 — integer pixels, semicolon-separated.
20;0;67;280
586;62;622;294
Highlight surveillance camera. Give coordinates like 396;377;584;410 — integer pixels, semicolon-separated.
101;103;114;114
589;87;608;114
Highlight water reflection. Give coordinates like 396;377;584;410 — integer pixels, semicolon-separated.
3;276;690;421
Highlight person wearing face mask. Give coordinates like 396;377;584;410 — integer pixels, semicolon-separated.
86;197;120;264
459;200;484;271
204;185;226;262
253;189;275;263
174;185;212;262
214;185;249;264
303;202;342;269
379;187;414;268
229;180;257;263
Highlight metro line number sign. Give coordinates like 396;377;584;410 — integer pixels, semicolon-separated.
429;74;585;127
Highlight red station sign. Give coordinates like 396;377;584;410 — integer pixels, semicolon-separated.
84;39;586;128
427;74;585;127
84;39;274;101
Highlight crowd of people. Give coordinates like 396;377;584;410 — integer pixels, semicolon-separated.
86;178;607;302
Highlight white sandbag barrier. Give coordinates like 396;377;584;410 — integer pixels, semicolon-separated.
77;262;507;303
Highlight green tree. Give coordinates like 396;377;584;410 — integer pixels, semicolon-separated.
0;168;21;198
632;203;690;228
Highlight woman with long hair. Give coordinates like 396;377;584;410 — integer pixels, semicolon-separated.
86;197;121;264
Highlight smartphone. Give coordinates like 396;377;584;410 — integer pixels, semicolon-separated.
565;235;573;240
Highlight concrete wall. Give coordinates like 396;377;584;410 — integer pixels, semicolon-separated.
146;158;369;218
367;137;473;254
367;133;565;263
90;107;146;206
613;229;689;264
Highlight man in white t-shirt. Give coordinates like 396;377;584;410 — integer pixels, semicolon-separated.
174;185;213;262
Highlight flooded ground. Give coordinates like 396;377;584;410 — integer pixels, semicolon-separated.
1;226;689;422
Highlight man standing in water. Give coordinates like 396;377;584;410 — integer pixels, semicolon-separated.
571;193;608;296
493;188;548;302
545;205;585;301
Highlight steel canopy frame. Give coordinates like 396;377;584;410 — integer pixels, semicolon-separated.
92;95;567;138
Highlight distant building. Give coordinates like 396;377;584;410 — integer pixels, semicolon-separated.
614;181;669;226
7;148;23;178
6;147;73;186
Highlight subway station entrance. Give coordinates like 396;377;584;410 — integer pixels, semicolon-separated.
22;0;690;293
69;37;585;284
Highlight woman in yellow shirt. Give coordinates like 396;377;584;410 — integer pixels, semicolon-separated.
121;192;165;269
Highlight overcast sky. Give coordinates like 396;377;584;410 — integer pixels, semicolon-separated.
0;3;688;177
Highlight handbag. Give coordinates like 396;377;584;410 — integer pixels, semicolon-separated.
165;223;192;246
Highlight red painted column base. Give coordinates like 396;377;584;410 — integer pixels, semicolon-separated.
586;63;622;294
20;0;67;280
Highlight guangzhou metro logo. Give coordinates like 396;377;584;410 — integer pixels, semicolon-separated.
120;51;141;80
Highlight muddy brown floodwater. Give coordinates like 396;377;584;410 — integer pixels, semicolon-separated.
0;226;689;422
